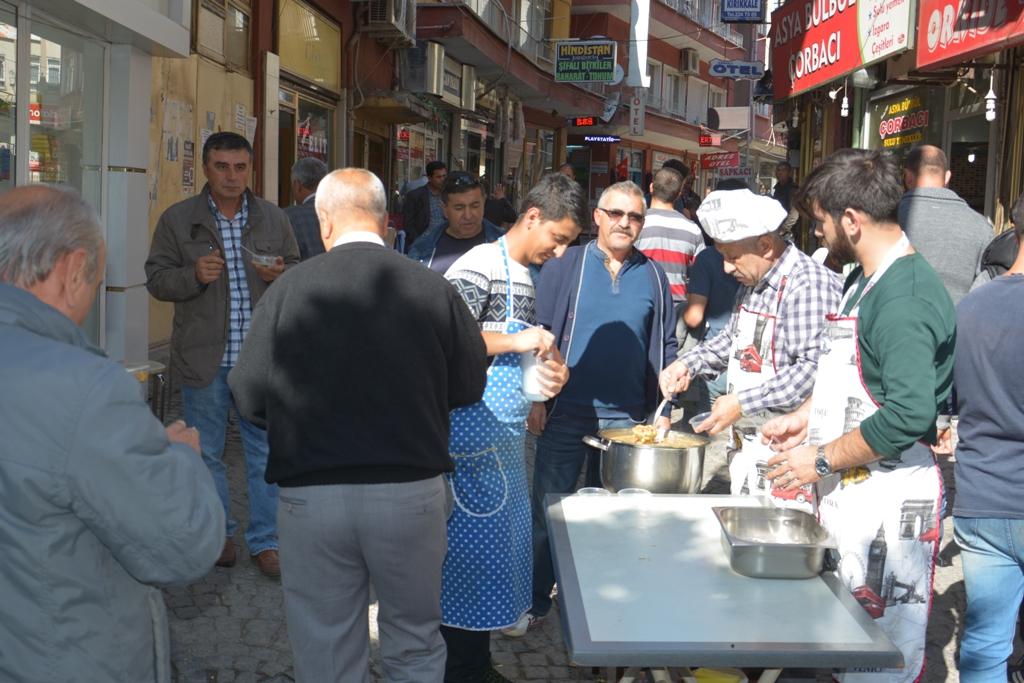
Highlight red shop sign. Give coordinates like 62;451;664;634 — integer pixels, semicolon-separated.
770;0;912;99
916;0;1024;68
701;151;740;169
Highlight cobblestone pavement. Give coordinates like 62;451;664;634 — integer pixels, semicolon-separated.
162;394;990;682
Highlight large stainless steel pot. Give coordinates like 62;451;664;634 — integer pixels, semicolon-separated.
582;428;708;494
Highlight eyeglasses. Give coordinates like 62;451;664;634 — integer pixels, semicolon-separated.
597;206;645;227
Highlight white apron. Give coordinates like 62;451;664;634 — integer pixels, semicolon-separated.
807;235;942;683
725;256;812;510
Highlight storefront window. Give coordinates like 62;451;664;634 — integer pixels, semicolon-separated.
0;4;15;192
29;15;105;343
296;97;332;165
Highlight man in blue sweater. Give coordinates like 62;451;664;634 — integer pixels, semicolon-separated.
504;180;677;636
950;193;1024;682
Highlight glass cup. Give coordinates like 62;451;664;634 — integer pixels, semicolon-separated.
521;351;547;402
576;487;612;496
617;488;652;496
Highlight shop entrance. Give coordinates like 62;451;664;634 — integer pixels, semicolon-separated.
947;113;992;216
278;85;335;207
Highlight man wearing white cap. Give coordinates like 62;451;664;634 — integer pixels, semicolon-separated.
660;188;840;504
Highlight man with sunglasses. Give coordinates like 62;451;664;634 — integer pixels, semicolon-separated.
408;172;505;275
505;181;677;636
659;188;840;508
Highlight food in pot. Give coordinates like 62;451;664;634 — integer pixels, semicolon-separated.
631;424;659;444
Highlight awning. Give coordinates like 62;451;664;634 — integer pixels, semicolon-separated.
356;91;432;124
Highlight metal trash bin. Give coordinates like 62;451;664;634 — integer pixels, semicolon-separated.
124;360;169;423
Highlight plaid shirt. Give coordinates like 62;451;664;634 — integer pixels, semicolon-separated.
680;243;842;414
208;193;251;368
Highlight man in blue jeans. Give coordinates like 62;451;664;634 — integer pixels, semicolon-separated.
503;181;677;636
949;193;1024;683
146;132;300;577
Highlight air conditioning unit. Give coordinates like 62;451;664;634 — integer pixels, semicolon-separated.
680;48;700;75
401;41;445;96
363;0;416;47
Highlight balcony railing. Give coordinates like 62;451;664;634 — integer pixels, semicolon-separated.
461;0;555;70
655;0;744;47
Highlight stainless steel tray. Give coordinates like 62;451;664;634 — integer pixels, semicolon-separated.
713;506;836;580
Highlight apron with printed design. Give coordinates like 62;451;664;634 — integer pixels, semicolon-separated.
442;237;533;630
808;235;942;683
725;256;812;510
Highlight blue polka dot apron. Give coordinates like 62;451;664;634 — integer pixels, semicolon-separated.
442;237;533;631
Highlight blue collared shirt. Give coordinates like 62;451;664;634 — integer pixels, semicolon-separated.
208;193;251;367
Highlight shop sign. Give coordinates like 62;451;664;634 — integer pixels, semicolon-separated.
442;57;463;107
584;134;621;143
722;0;766;23
770;0;912;99
874;93;930;149
569;116;598;127
278;0;341;92
701;151;740;169
629;94;645;136
699;132;723;146
28;103;40;125
916;0;1024;68
709;59;766;79
717;166;753;177
555;40;617;83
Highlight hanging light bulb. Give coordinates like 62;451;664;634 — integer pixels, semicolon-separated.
791;106;799;128
968;152;976;163
840;94;849;118
985;70;997;122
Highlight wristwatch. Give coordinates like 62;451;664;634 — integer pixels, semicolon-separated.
814;445;832;478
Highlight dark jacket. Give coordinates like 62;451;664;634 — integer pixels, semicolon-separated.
0;284;224;683
283;195;325;261
229;241;488;486
407;218;505;267
402;183;439;246
145;186;301;387
535;243;678;417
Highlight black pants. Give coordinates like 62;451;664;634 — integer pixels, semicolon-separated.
441;625;491;683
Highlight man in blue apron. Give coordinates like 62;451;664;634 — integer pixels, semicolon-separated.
660;188;840;509
762;149;955;683
440;173;588;683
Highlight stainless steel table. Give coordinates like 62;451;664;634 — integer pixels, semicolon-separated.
545;494;903;680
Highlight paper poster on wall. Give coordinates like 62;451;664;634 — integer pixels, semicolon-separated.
182;140;195;195
234;103;247;132
206;111;216;130
200;129;212;148
244;116;258;144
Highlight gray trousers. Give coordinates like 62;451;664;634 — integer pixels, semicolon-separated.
277;476;451;683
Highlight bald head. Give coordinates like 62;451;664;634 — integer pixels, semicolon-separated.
315;169;388;247
904;145;950;190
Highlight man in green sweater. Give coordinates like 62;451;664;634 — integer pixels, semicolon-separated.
761;149;955;683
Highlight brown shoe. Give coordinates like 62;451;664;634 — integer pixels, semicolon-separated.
216;539;237;568
253;549;281;578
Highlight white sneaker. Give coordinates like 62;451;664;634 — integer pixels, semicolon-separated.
499;612;543;637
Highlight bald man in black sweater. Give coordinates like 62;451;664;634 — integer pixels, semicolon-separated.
230;168;487;683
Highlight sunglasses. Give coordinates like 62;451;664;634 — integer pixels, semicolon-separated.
597;206;645;227
447;173;479;190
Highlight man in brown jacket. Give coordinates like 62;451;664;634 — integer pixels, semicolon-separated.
145;132;299;577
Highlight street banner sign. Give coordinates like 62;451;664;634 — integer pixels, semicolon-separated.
916;0;1024;68
709;59;766;79
770;0;912;99
722;0;765;23
701;151;740;169
555;40;617;83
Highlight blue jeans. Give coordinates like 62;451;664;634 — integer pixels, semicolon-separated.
182;366;278;554
530;411;636;617
953;516;1024;682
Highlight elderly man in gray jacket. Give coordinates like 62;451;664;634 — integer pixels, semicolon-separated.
0;185;224;682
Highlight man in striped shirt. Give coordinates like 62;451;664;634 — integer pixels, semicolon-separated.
635;166;705;341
